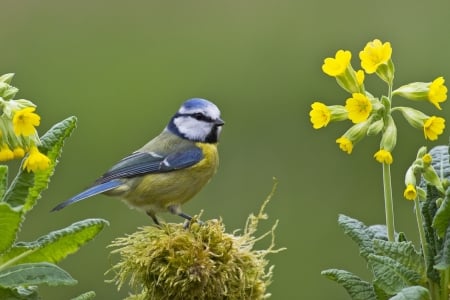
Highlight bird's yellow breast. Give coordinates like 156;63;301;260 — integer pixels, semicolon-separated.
121;142;219;212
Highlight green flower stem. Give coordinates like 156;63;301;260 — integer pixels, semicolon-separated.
413;197;428;268
382;162;395;242
441;269;449;300
413;196;435;296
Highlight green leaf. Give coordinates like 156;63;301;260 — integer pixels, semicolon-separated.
373;240;426;280
338;214;387;259
427;145;450;182
434;224;450;270
0;166;8;199
420;193;440;283
389;286;431;300
321;269;377;300
0;218;108;266
71;291;96;300
0;262;77;288
0;203;22;255
0;286;39;300
368;254;422;295
3;116;77;212
432;195;450;238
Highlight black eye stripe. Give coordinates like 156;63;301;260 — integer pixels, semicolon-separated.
177;113;213;122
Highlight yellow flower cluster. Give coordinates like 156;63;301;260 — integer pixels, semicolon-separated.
0;73;49;172
403;146;444;201
310;39;447;164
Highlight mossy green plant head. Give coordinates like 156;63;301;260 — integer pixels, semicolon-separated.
107;191;284;300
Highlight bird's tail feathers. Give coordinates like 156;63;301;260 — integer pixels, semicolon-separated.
51;179;123;212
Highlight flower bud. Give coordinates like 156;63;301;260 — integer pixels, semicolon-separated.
416;146;428;159
376;59;395;84
380;115;397;152
395;106;428;129
335;66;362;94
328;105;349;122
335;118;371;154
404;166;417;187
0;73;14;84
423;166;445;193
422;153;432;167
367;118;384;136
393;82;429;100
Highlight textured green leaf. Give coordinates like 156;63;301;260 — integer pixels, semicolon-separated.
373;240;426;281
3;116;77;212
0;166;8;199
0;218;108;266
321;269;377;300
389;286;431;300
0;286;39;300
0;262;77;288
338;214;388;259
420;192;440;283
427;145;450;182
71;291;96;300
368;254;422;295
434;224;450;270
432;195;450;238
0;203;22;254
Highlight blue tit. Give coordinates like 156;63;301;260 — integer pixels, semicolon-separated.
52;98;224;225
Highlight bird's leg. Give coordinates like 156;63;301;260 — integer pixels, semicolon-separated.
146;210;160;226
168;205;192;221
168;205;195;228
168;205;203;228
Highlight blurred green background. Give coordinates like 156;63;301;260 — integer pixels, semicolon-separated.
1;0;450;299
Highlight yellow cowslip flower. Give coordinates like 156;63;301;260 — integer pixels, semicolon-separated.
23;146;50;172
422;153;432;166
322;50;352;77
12;107;41;136
356;70;365;86
359;39;392;74
309;102;331;129
403;184;417;200
374;149;393;164
336;137;353;154
13;147;25;158
423;116;445;141
428;76;447;110
345;93;372;123
0;144;14;161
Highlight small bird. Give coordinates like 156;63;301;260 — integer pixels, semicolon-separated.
52;98;224;225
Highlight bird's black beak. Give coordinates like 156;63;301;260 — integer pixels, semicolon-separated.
215;118;225;126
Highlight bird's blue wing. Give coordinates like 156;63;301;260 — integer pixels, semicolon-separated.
51;179;123;211
51;146;203;212
95;146;203;184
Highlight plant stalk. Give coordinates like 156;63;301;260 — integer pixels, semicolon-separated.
382;162;395;241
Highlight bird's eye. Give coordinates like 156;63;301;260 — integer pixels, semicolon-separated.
192;113;206;121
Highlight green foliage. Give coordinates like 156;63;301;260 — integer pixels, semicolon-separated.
0;262;77;287
322;144;450;299
0;117;108;299
71;291;97;300
389;287;431;300
321;269;377;300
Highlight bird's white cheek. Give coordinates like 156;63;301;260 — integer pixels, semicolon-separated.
174;117;210;140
